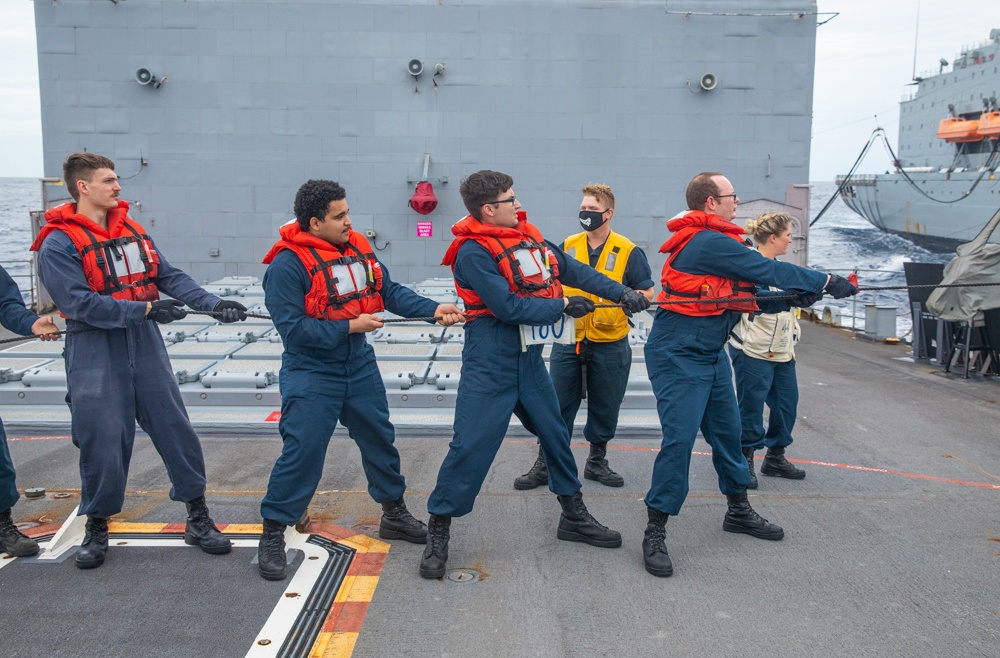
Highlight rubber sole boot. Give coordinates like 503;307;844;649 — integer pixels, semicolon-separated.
75;516;109;569
379;497;428;544
760;448;806;480
0;508;39;557
743;448;759;490
184;495;233;554
514;447;548;491
584;443;624;488
556;491;622;548
642;508;672;577
257;518;288;581
419;514;450;579
723;493;784;540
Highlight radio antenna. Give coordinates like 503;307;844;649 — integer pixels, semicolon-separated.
911;1;921;81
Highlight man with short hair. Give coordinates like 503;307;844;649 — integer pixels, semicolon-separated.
32;152;247;569
256;179;463;581
640;171;857;577
515;183;654;490
0;264;59;558
419;170;649;579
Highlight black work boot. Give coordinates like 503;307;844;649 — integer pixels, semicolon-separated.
760;446;806;480
0;507;39;557
257;518;288;581
419;514;451;579
514;446;548;490
723;493;784;540
642;507;672;577
75;516;109;569
378;497;427;544
556;491;622;548
184;495;233;555
584;442;625;488
743;448;759;489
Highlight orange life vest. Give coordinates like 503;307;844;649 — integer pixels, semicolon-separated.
657;210;758;316
442;215;563;319
30;201;160;302
262;222;384;320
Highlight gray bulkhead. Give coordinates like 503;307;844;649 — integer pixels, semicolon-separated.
33;0;818;283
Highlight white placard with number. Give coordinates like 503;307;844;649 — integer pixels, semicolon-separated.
519;314;575;350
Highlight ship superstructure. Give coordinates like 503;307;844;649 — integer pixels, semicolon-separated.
838;28;1000;251
32;0;819;294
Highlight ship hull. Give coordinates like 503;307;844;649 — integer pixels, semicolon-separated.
838;172;1000;251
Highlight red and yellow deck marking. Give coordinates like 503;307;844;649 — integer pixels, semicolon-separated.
24;520;390;658
296;523;390;658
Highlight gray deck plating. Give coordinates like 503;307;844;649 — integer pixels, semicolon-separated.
2;324;998;656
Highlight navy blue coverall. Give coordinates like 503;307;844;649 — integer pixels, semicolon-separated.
729;344;799;451
427;241;627;518
259;249;439;526
643;230;827;515
0;265;41;514
36;231;223;518
549;238;654;444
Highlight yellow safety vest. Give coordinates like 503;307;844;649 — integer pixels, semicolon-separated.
561;231;635;342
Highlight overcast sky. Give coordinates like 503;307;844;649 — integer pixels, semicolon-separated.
0;1;995;180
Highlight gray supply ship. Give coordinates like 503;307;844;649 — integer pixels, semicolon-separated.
837;28;1000;251
3;3;999;658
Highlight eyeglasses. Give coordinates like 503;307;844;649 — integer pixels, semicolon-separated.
714;193;738;201
487;196;517;207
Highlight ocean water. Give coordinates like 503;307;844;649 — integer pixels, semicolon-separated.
0;178;44;306
807;181;951;339
0;177;953;337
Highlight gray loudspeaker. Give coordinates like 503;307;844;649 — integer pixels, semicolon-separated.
700;73;717;91
135;68;154;85
407;59;424;77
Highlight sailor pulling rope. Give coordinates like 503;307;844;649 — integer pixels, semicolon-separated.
4;280;999;344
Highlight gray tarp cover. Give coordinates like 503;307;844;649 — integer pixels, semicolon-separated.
927;206;1000;321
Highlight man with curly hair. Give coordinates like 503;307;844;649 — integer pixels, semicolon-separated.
256;179;463;581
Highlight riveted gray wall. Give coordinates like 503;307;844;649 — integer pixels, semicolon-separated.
35;0;817;283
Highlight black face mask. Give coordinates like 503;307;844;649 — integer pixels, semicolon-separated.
579;210;607;232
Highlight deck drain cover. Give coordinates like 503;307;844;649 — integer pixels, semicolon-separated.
445;568;481;584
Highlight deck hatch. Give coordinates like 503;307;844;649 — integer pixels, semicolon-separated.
276;535;356;658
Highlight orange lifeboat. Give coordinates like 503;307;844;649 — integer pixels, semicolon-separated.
936;117;981;143
977;111;1000;139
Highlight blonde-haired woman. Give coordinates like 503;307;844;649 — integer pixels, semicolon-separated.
729;213;820;488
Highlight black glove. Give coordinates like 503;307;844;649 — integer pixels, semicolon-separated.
619;288;651;317
214;300;248;323
563;296;596;318
791;291;824;308
147;299;187;324
824;274;859;299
